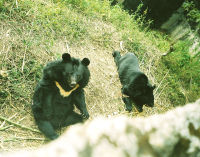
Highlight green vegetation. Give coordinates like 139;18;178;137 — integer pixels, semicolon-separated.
161;41;200;106
159;0;200;106
183;0;200;32
0;0;199;150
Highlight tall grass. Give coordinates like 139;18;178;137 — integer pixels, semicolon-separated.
162;40;200;105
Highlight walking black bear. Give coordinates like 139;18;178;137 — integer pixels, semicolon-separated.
32;53;90;140
113;51;155;112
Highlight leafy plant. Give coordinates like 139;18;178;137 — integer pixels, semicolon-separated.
162;40;200;105
183;0;200;32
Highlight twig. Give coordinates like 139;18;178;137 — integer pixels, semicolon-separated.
0;125;12;131
21;51;26;73
155;82;169;101
0;116;41;134
120;41;124;51
3;137;46;142
0;120;6;127
154;70;169;95
15;0;18;8
66;42;70;54
162;43;175;56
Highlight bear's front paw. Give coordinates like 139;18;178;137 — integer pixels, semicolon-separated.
125;103;133;112
135;104;143;112
49;134;59;140
81;111;89;119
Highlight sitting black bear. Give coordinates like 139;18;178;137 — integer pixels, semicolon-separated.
113;51;155;112
32;53;90;140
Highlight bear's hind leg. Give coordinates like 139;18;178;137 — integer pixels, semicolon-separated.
36;120;58;140
122;97;133;112
134;103;143;112
61;112;83;127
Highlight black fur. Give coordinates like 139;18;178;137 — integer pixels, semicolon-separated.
32;53;90;140
113;51;155;112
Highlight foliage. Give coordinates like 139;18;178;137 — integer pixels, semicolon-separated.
183;0;200;33
162;41;200;105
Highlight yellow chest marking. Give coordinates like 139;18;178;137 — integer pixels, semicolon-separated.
55;81;79;97
122;93;130;98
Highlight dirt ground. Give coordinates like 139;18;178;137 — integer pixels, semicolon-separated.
0;19;173;151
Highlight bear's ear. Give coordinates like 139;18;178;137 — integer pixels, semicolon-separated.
147;82;156;90
43;68;52;80
62;53;71;62
81;58;90;66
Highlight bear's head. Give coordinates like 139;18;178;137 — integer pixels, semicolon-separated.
43;53;90;89
62;53;90;88
122;73;155;107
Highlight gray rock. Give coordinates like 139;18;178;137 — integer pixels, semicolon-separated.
1;99;200;157
161;7;200;56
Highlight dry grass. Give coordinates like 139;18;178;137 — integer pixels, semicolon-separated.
0;1;173;152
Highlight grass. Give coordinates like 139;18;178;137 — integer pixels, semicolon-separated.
161;40;200;106
0;0;199;151
183;0;200;32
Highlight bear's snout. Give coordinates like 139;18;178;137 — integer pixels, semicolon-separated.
146;102;154;107
69;75;77;88
70;82;76;88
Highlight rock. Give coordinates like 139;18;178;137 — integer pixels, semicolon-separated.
1;100;200;157
161;7;200;56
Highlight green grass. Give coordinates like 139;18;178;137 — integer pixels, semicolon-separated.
162;40;200;106
183;0;200;31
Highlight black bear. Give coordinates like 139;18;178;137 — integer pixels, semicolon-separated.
113;51;155;112
32;53;90;140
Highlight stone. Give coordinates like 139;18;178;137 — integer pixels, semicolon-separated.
1;99;200;157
